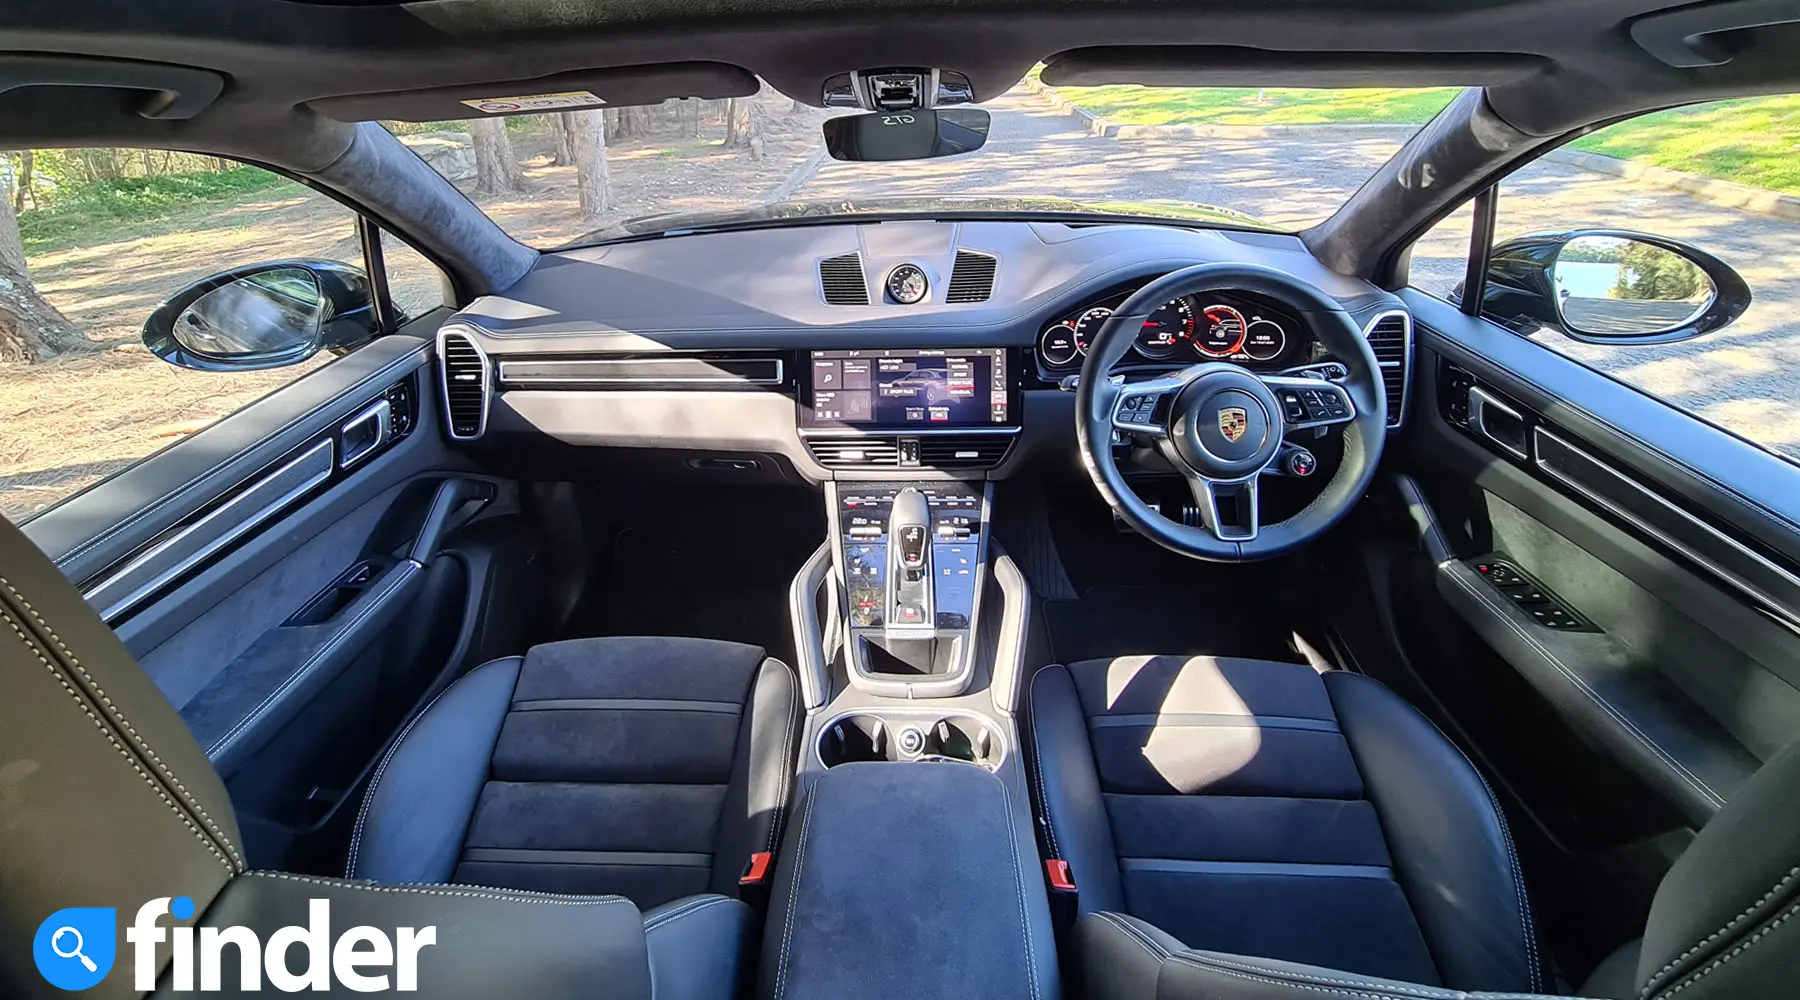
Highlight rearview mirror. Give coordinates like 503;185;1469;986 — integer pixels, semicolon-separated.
821;108;991;162
143;259;380;372
1455;230;1750;345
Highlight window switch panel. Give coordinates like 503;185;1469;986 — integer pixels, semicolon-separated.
1470;555;1598;632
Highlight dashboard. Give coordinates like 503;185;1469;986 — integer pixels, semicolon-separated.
439;217;1411;481
1036;288;1321;377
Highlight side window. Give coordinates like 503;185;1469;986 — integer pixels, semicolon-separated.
0;150;438;524
1411;96;1799;463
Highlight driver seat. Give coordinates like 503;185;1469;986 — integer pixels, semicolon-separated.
1029;654;1545;992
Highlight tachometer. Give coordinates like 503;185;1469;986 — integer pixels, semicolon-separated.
1194;303;1248;357
1136;297;1193;358
1073;307;1113;355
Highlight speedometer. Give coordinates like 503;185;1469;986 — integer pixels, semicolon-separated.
1194;304;1248;357
1073;306;1113;355
1136;298;1192;358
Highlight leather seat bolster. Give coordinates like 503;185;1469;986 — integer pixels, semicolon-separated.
1323;671;1545;993
1076;912;1183;999
643;895;751;1000
1157;948;1549;1000
162;871;653;999
1029;663;1126;914
709;656;800;897
347;656;522;881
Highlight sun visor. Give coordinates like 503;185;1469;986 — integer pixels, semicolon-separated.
308;62;759;123
1040;47;1548;89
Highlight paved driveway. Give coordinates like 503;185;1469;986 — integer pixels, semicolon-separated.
797;89;1800;460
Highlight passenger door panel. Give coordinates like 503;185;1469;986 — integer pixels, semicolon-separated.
23;315;543;872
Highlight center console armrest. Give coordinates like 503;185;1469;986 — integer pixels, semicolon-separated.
759;762;1058;1000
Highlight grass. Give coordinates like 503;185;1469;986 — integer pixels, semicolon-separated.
19;167;302;253
1042;84;1800;195
1567;95;1800;196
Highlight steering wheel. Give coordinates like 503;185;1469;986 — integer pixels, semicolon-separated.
1075;263;1387;561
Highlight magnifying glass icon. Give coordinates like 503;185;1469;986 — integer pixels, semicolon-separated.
51;926;98;973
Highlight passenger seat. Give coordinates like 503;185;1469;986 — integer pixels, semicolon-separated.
348;635;800;910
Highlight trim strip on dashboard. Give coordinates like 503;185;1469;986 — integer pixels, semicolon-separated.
496;356;786;386
84;439;335;624
1534;426;1800;629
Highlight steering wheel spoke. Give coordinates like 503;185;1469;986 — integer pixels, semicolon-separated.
1259;375;1357;432
1110;382;1176;438
1186;473;1261;543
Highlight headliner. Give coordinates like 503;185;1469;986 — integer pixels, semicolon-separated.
0;0;1797;170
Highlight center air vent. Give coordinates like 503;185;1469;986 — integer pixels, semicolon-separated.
438;329;490;440
1363;311;1411;428
806;434;1015;471
945;250;998;303
819;252;870;305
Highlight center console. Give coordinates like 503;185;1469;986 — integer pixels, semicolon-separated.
829;479;991;698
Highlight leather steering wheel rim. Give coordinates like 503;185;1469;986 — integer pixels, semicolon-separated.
1074;262;1387;561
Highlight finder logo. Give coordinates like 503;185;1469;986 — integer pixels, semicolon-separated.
34;896;436;992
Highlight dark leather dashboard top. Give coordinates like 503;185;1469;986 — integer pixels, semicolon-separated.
452;219;1402;352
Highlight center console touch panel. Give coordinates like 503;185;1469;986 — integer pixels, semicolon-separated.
831;480;990;698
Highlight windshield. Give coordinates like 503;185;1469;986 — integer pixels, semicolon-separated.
384;81;1458;245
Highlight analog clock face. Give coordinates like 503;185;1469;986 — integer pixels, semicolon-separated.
886;264;929;304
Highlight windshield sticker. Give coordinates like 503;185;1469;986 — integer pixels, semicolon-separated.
459;91;605;114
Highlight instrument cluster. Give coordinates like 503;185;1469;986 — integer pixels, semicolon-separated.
1036;290;1314;374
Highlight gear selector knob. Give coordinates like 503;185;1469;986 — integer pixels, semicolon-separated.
891;488;931;579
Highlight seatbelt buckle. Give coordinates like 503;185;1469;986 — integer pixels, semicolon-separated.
739;851;774;910
1045;859;1078;936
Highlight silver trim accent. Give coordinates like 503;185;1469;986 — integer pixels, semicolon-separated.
1360;308;1413;429
437;327;490;441
496;357;784;387
1468;385;1529;462
338;398;392;469
86;439;334;623
1534;427;1800;629
788;542;834;710
799;425;1022;438
813;708;1008;770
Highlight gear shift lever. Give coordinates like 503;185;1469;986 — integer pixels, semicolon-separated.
887;487;934;631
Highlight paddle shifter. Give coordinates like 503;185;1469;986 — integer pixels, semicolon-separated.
886;486;935;632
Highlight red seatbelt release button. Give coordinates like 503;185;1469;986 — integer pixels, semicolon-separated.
740;851;773;886
1046;859;1076;892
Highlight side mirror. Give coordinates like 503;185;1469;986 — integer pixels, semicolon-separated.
143;259;379;372
821;108;991;162
1456;230;1750;345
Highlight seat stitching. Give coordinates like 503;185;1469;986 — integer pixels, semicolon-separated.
1026;666;1063;859
208;567;412;759
1445;568;1724;807
1001;780;1044;1000
1190;954;1448;999
1652;898;1800;999
1171;954;1452;1000
773;780;821;1000
345;667;482;878
245;871;634;904
1096;912;1170;961
4;606;235;873
644;896;728;932
0;574;244;869
1472;765;1542;992
1641;868;1800;997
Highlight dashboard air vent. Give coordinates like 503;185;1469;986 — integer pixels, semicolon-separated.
1364;312;1411;428
818;253;870;305
917;435;1014;469
438;329;490;440
945;250;998;303
806;438;900;468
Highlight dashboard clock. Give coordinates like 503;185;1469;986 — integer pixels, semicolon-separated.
886;263;929;304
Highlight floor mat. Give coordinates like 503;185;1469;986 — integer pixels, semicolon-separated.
561;485;825;666
1033;481;1303;665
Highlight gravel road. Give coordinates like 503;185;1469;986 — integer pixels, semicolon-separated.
798;88;1800;459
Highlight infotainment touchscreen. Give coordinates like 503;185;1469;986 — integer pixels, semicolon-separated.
806;348;1010;428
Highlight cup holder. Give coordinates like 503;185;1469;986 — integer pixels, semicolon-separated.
817;713;1003;770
